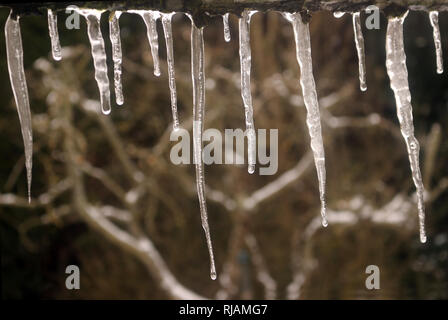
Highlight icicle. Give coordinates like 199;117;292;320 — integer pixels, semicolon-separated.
5;12;33;202
109;11;124;105
77;9;111;115
223;13;231;42
386;12;426;243
47;9;62;61
333;12;346;18
161;12;179;130
352;12;367;91
429;11;443;74
188;16;217;280
283;12;327;227
129;10;161;77
239;10;257;174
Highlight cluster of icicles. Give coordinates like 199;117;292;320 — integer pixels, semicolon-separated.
5;7;441;279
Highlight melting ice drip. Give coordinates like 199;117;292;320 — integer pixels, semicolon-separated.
352;12;367;91
109;11;124;105
47;9;62;61
429;11;443;74
386;12;427;243
188;16;217;280
223;13;231;42
5;11;33;203
283;12;328;227
77;9;111;115
239;10;257;174
161;12;180;130
129;10;161;77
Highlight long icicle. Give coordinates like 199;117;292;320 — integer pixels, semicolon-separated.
239;10;257;174
386;12;426;243
47;9;62;61
190;18;217;280
129;10;161;77
283;12;328;227
429;11;443;74
223;13;231;42
109;11;124;105
5;12;33;203
77;9;111;115
352;12;367;91
161;12;180;130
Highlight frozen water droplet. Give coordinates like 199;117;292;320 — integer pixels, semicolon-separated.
5;12;33;201
248;164;255;174
109;11;124;105
77;9;111;115
239;10;257;174
386;12;426;243
420;234;427;243
352;12;367;91
188;15;217;280
129;10;161;77
47;9;62;61
223;13;231;42
429;11;443;74
161;12;180;130
283;12;327;226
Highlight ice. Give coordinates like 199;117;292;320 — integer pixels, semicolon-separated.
47;9;62;61
239;10;257;174
161;13;180;130
386;12;427;243
283;12;328;227
352;12;367;91
189;16;217;280
77;9;111;115
129;10;161;77
429;11;443;74
223;13;231;42
5;12;33;202
109;11;124;105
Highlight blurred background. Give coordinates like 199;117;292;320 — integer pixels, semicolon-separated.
0;8;447;299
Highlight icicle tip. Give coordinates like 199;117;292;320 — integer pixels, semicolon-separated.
420;234;427;243
248;164;255;174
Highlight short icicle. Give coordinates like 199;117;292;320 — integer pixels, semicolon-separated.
77;9;111;115
47;9;62;61
223;13;231;42
386;12;427;243
189;16;217;280
5;12;33;202
283;12;328;227
161;12;180;130
239;10;257;174
352;12;367;91
429;11;443;74
129;10;161;76
109;11;124;105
